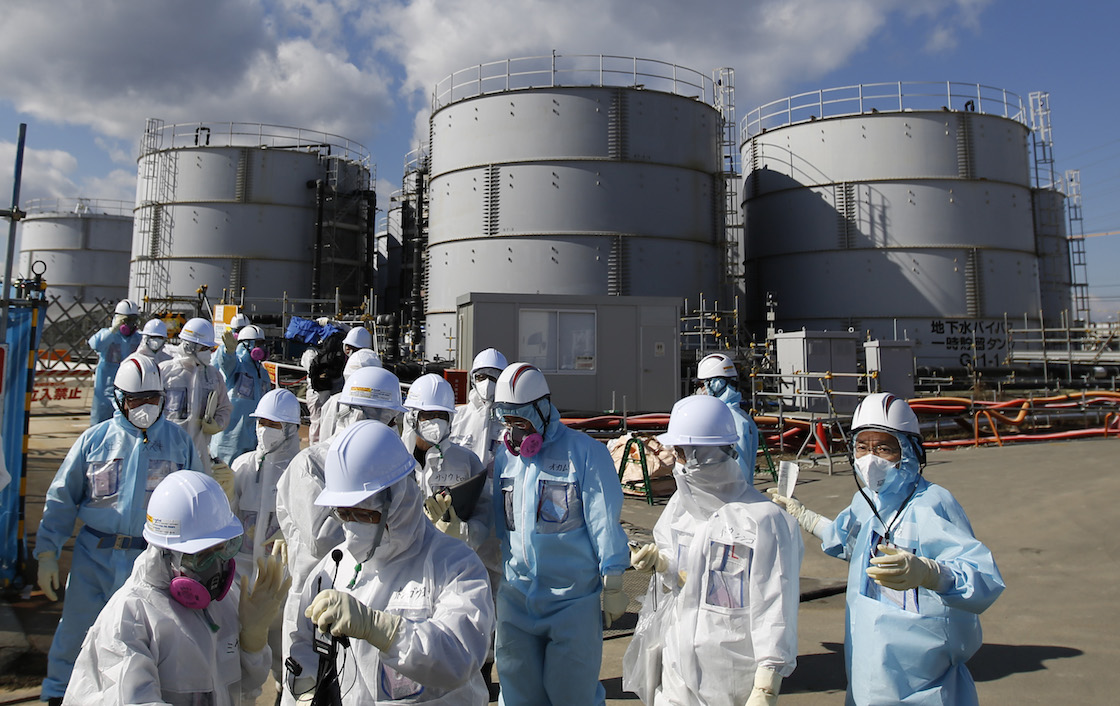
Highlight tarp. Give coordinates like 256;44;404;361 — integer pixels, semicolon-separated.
284;315;343;345
1;305;43;583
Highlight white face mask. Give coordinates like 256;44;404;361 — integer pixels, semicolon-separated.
418;418;449;445
342;521;386;563
256;425;287;455
146;337;165;353
474;378;496;402
195;349;212;365
128;403;161;429
854;453;895;493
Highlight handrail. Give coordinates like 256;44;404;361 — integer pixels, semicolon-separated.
141;121;371;168
432;53;715;111
743;81;1027;138
23;197;133;217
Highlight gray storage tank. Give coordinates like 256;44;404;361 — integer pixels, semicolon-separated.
743;82;1041;369
424;54;724;355
128;120;373;315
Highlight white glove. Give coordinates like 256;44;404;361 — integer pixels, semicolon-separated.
602;574;628;628
306;589;403;651
210;461;235;504
239;542;292;653
222;329;237;353
768;489;828;536
745;666;782;706
423;491;453;524
866;545;949;591
38;552;60;602
434;504;464;541
629;543;668;574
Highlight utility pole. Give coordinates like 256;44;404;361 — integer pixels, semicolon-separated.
0;123;28;341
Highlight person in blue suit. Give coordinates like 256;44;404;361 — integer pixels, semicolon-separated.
695;352;759;481
491;362;630;706
86;299;141;425
210;324;272;465
771;392;1005;706
34;355;202;705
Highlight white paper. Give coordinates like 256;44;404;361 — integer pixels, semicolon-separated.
777;461;799;499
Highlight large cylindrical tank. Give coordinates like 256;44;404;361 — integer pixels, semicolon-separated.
18;198;133;310
1033;187;1072;323
128;121;371;316
743;82;1042;369
425;54;724;352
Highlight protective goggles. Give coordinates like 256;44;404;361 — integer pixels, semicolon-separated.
332;507;383;524
676;445;738;467
120;390;164;407
181;535;243;572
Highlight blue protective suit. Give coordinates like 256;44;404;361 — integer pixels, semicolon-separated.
210;344;272;465
707;385;759;481
818;441;1005;705
87;326;140;425
34;412;202;700
493;402;630;706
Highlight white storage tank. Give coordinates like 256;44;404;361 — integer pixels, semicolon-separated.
743;82;1041;369
128;120;372;315
424;54;724;353
17;198;133;310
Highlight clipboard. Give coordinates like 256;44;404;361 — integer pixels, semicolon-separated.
435;472;487;521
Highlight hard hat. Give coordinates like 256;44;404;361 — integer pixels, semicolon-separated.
316;420;416;507
339;366;406;412
657;395;739;447
114;299;140;317
141;319;168;338
343;348;382;378
495;363;550;406
237;324;264;342
143;470;243;553
114;354;163;394
343;326;373;350
851;392;920;437
404;373;456;413
470;348;508;375
697;353;738;380
229;313;251;330
179;318;215;347
250;388;301;425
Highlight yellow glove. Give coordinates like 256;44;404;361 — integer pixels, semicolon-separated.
602;574;628;628
210;461;235;505
37;552;60;602
745;666;782;706
222;329;237;353
306;589;403;651
678;570;687;587
239;542;292;653
423;491;452;523
866;545;947;591
434;504;464;540
629;542;668;573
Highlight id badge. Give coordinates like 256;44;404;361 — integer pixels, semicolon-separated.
704;540;750;610
235;372;255;398
89;459;122;500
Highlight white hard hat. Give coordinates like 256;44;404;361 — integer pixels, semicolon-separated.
316;420;416;507
851;392;920;437
495;363;550;406
343;348;382;379
657;395;739;447
114;354;163;394
143;471;243;553
179;318;215;347
470;348;508;375
114;299;140;317
404;373;456;413
339;366;406;412
250;389;301;425
141;319;167;338
697;353;738;380
343;326;373;350
237;324;264;342
229;313;251;330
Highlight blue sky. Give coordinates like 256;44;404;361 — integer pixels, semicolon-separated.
2;0;1118;319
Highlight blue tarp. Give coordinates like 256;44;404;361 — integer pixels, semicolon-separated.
1;305;43;583
284;315;343;345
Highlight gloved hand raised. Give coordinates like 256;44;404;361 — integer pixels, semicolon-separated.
602;574;628;628
434;503;464;541
210;461;235;504
222;329;237;353
239;541;292;653
423;491;452;524
866;544;949;592
306;589;403;651
629;542;668;574
768;489;829;537
38;552;61;602
745;666;782;706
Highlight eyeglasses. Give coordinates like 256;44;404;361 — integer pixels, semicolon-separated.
122;391;163;409
183;535;243;572
473;372;496;383
853;442;901;457
333;507;383;524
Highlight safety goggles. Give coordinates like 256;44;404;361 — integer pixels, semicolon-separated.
121;391;164;408
472;371;497;383
182;535;243;572
676;445;737;467
332;507;383;524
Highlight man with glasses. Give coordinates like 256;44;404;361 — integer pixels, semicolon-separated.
87;299;142;425
35;355;202;705
284;420;493;704
67;470;289;703
770;392;1004;705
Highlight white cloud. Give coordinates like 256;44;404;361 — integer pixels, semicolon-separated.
0;142;80;202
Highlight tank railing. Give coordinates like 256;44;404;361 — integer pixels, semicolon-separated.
22;198;133;217
145;121;371;167
743;81;1027;138
404;145;430;173
432;53;715;110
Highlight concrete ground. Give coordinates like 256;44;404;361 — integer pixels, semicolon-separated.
3;413;1119;704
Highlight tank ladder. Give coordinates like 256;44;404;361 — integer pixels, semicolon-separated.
133;118;178;307
1065;169;1091;324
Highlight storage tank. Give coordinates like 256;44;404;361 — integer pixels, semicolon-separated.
17;198;133;312
128;120;373;316
425;54;724;354
742;82;1042;369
